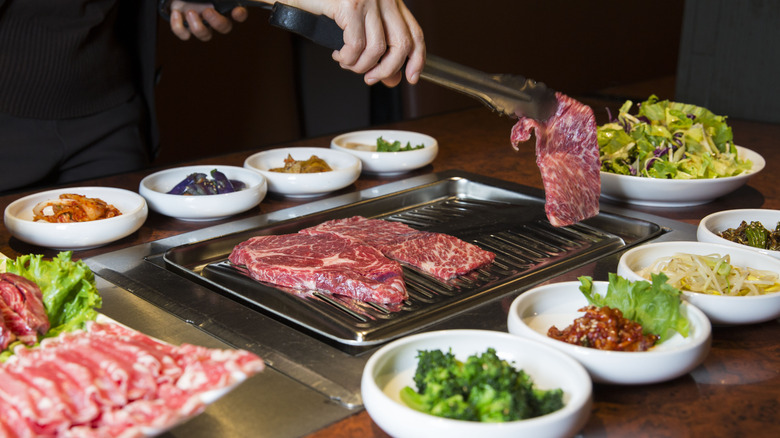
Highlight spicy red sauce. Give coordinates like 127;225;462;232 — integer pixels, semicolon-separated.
548;305;658;352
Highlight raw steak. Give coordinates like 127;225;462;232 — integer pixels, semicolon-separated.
229;232;407;304
301;216;496;280
511;92;600;227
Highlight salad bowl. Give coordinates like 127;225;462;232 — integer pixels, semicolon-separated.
507;281;711;385
600;146;764;207
618;241;780;325
361;329;592;438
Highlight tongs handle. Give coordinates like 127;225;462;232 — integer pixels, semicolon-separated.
158;1;344;50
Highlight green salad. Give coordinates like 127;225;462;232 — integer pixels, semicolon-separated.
597;95;752;179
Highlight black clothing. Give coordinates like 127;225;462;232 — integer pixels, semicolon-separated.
0;0;159;193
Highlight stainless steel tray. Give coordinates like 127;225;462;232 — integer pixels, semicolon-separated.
162;173;664;348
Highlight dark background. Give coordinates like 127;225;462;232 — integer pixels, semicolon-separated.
152;0;777;168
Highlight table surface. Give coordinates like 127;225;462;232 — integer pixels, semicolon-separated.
1;99;778;437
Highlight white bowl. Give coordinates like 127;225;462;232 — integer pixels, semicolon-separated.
697;209;780;260
139;165;267;221
3;187;147;250
600;146;764;207
244;147;361;197
618;241;780;325
507;281;711;385
361;329;592;438
330;130;438;175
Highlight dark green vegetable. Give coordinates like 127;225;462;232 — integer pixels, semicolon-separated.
376;136;425;152
718;220;780;251
399;348;564;422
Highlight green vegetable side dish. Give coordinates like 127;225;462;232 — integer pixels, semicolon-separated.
2;251;102;361
376;136;425;152
400;348;564;422
718;220;780;251
597;95;752;179
578;273;689;343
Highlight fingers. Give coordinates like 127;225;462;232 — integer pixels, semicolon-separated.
331;2;381;73
328;0;425;87
399;2;425;84
168;4;248;42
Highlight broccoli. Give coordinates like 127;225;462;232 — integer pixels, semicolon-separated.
399;348;565;422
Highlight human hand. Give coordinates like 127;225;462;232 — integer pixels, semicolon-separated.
168;1;249;41
287;0;425;87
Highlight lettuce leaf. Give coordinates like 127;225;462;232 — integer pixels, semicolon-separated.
5;251;102;338
578;273;689;342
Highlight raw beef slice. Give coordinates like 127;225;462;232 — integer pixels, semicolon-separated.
229;233;407;304
301;216;495;280
511;92;600;227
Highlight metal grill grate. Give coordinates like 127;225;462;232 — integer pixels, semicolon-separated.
193;197;632;347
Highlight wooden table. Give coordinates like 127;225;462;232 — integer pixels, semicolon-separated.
1;100;778;437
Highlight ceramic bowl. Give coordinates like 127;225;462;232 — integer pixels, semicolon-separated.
507;281;711;384
4;187;147;250
697;208;780;260
330;130;438;175
139;165;266;221
361;329;592;438
618;241;780;325
244;147;361;197
600;146;764;207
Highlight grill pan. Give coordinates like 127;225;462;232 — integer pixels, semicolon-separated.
162;174;664;350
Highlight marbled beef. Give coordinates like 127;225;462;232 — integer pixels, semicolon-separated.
229;232;407;304
301;216;496;280
511;92;600;227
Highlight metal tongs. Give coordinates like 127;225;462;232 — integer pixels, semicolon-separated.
158;0;558;121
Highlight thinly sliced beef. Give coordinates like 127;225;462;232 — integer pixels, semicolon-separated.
0;320;265;437
229;232;407;304
301;216;495;280
0;273;50;346
511;92;600;227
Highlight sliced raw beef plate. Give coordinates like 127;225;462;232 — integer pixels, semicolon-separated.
301;216;496;280
229;232;408;304
0;320;264;438
510;92;600;227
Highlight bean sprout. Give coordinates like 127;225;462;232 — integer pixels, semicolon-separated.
638;252;780;296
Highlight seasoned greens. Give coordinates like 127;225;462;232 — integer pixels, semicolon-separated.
718;220;780;251
376;136;425;152
400;348;564;422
